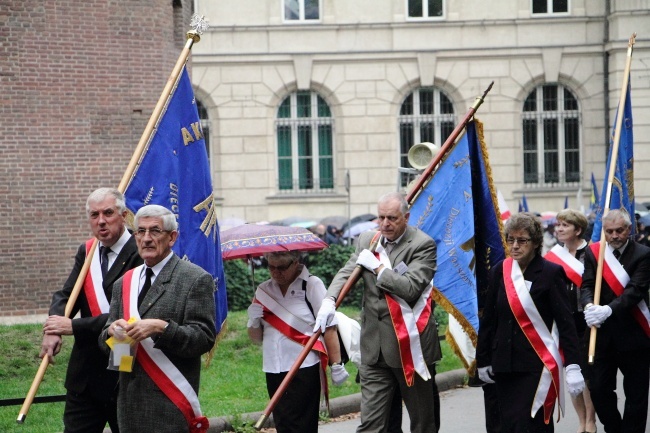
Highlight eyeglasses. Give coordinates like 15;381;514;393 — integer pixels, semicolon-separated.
268;261;295;272
134;227;170;238
506;237;532;245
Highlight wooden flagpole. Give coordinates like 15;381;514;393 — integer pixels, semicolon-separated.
254;81;494;430
16;15;209;424
588;32;636;364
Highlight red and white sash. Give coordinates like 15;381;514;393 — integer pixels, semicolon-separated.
503;258;565;423
375;236;433;386
544;244;584;288
121;266;208;433
83;239;110;316
253;287;328;362
589;243;650;337
254;286;330;404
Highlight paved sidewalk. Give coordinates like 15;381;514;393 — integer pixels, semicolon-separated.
319;384;601;432
119;368;640;433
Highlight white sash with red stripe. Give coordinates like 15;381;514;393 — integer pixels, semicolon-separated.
254;287;328;361
589;243;650;337
544;244;584;288
121;266;208;433
83;239;110;316
375;240;433;386
503;258;565;423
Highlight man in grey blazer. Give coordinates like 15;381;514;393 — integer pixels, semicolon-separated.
100;205;216;433
315;192;441;433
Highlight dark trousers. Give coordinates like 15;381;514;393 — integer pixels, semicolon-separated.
266;363;321;433
63;390;119;433
483;383;502;433
495;372;553;433
588;348;650;433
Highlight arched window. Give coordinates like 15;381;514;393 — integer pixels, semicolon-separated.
398;87;456;185
196;98;210;161
276;91;334;192
522;84;580;186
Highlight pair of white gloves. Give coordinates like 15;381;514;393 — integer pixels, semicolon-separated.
477;364;585;397
247;301;349;385
584;304;612;328
310;298;351;385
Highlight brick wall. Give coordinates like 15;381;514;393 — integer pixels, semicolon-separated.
0;0;194;316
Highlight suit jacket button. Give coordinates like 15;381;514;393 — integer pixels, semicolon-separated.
378;316;382;321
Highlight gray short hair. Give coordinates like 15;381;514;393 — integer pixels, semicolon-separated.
263;250;301;265
505;212;543;255
134;205;178;231
378;192;409;214
603;208;632;227
86;188;126;214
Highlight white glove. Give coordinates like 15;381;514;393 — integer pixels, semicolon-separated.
247;303;264;328
330;363;349;385
565;364;585;398
584;304;612;327
313;297;336;333
356;249;381;273
478;366;495;384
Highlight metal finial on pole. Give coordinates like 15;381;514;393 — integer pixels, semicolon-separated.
187;14;210;42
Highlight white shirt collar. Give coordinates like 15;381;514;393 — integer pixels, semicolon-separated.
101;227;131;256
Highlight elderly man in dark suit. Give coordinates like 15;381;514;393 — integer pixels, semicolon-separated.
40;188;142;433
100;204;216;433
315;192;441;433
581;209;650;433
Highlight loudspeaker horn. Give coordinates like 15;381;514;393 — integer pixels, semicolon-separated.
407;142;440;170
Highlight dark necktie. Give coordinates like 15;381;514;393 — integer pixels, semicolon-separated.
613;249;621;260
99;246;111;278
385;241;397;254
138;268;154;308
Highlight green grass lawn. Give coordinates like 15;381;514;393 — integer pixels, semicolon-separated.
0;308;463;432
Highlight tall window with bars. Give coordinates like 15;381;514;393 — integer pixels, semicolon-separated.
398;87;455;185
522;84;580;187
276;91;334;192
196;99;210;161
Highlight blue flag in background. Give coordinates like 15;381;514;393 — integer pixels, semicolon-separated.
590;172;600;211
591;79;634;241
409;120;505;372
521;194;529;212
125;67;228;336
564;196;569;209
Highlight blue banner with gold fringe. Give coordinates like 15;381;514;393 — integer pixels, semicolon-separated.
409;120;505;372
124;66;228;337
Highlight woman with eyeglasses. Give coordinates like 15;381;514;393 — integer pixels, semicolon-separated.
545;209;597;433
246;251;349;433
476;212;585;432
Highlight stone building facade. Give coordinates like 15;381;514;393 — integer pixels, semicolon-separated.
192;0;650;222
0;0;195;318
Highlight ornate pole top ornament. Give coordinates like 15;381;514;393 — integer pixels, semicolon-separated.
187;14;210;43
